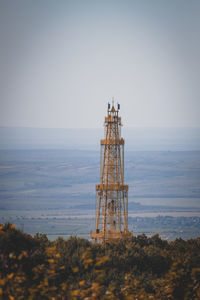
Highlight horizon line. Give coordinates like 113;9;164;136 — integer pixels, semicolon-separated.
1;125;200;130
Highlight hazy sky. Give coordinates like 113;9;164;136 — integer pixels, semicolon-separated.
0;0;200;128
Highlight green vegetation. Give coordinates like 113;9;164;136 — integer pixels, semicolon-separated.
0;224;200;299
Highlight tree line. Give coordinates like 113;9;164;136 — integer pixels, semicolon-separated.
0;223;200;299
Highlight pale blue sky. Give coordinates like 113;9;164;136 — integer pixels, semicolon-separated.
0;0;200;128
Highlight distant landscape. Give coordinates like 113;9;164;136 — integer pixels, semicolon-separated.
0;127;200;241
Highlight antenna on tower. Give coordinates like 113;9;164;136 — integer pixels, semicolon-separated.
108;102;110;110
117;103;120;110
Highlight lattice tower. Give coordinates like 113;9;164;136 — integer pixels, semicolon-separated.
91;102;132;242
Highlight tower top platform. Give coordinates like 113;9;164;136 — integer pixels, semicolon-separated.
105;102;121;125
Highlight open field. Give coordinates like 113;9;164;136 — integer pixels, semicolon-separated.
0;148;200;240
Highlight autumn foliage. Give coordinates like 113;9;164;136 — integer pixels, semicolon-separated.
0;223;200;299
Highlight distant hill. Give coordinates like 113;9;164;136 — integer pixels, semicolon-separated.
0;126;200;151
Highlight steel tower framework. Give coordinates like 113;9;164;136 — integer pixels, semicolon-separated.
91;103;132;242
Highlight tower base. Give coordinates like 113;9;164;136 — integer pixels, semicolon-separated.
91;230;132;243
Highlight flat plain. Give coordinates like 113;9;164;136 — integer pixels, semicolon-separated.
0;148;200;240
